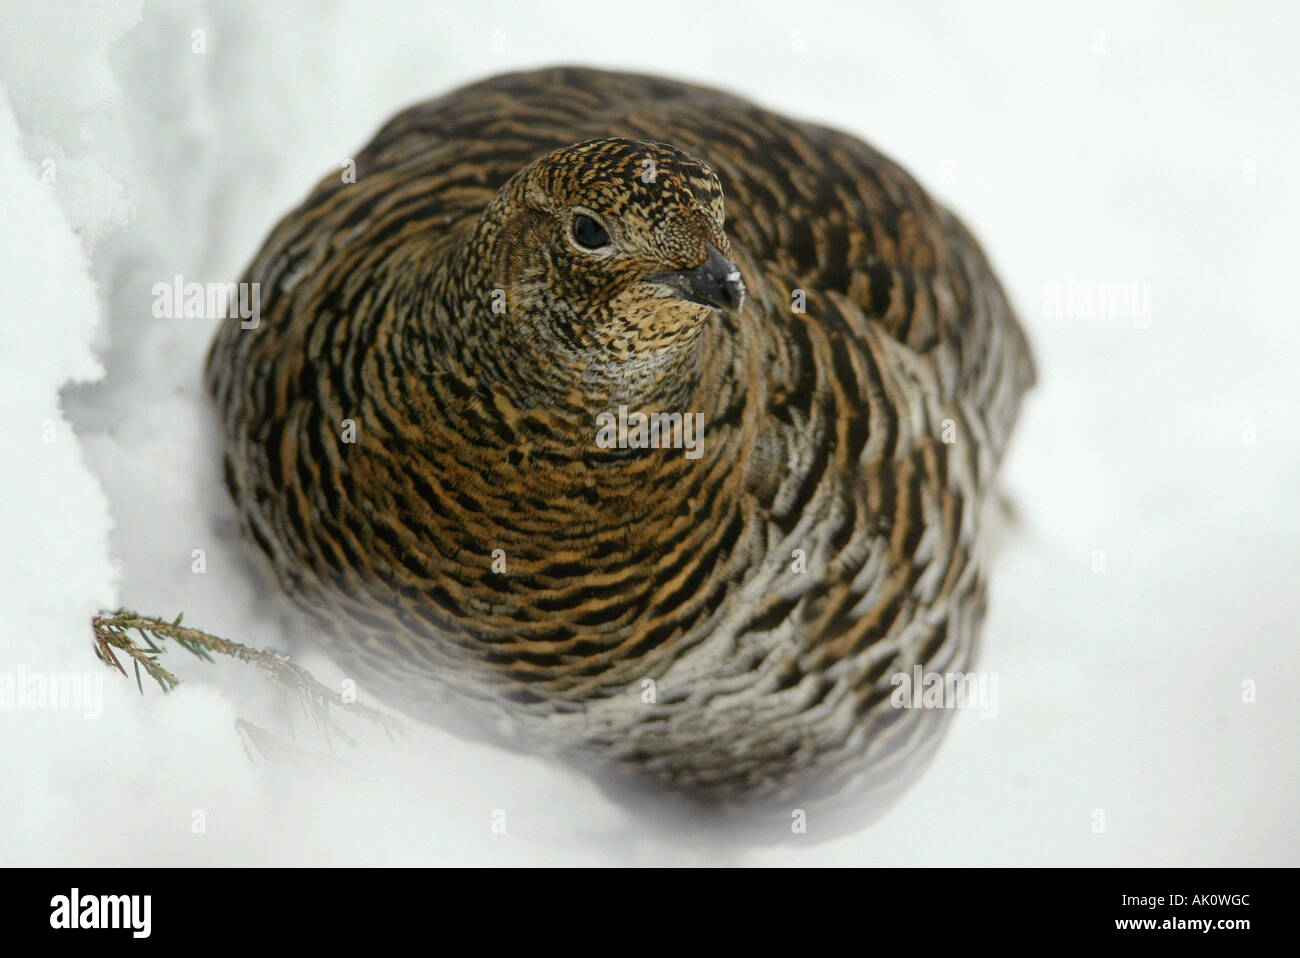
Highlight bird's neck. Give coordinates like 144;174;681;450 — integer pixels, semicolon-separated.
381;238;761;538
408;225;733;420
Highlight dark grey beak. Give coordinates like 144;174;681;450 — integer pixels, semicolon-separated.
648;244;746;312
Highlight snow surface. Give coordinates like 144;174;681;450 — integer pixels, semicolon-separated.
0;0;1296;865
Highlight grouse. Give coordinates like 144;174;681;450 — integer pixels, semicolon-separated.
206;66;1035;812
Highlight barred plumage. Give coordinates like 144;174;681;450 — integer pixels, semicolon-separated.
206;66;1034;812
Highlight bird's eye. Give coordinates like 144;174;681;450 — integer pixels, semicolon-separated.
571;213;610;250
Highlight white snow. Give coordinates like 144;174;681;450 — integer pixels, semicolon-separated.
0;0;1295;865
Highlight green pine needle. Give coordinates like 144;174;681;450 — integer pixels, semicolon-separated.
90;609;405;741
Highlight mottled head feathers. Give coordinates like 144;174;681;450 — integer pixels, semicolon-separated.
453;137;743;378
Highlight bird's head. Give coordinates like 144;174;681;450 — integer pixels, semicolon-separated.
464;137;745;376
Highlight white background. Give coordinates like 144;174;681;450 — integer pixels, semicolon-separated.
0;0;1295;865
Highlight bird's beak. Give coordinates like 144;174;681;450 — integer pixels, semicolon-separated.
648;244;746;312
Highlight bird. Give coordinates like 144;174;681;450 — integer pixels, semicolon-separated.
206;66;1035;816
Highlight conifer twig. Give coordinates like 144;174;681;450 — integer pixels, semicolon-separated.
91;608;405;741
